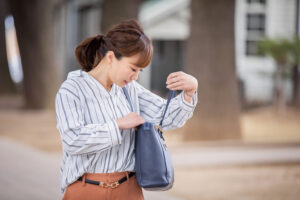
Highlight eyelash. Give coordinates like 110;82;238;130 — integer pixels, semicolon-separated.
131;68;143;72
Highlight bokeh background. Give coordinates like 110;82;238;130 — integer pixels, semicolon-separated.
0;0;300;200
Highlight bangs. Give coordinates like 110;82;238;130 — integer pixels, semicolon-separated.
133;37;153;68
116;28;154;68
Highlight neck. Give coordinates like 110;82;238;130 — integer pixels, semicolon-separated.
88;61;113;91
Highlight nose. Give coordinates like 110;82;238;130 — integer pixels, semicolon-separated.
131;71;139;81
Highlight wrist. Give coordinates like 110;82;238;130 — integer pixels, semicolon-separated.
185;89;196;97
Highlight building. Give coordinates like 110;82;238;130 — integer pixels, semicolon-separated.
53;0;297;103
235;0;296;104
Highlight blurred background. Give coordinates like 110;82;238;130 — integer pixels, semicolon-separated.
0;0;300;199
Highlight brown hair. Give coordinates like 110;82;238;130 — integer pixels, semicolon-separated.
75;19;153;72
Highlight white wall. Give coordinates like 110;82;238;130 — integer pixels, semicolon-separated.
235;0;296;103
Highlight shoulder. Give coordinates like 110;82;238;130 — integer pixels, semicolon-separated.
57;70;84;99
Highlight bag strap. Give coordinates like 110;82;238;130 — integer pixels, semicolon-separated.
159;90;177;126
122;87;177;127
122;87;134;112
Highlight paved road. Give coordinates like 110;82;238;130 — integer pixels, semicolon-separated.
1;137;300;200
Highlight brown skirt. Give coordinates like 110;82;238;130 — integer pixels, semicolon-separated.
62;172;144;200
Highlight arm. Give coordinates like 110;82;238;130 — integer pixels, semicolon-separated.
55;92;122;156
133;81;198;131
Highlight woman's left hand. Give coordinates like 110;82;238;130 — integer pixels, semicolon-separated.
166;71;198;96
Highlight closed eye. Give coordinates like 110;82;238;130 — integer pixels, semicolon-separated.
131;67;143;73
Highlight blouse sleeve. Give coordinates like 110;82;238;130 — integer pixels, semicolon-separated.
133;81;198;131
55;91;122;156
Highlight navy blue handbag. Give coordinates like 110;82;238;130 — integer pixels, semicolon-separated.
122;88;177;191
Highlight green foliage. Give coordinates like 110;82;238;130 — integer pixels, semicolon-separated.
258;37;300;110
258;37;300;66
289;37;300;65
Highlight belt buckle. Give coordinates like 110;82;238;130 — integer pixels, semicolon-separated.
100;181;119;189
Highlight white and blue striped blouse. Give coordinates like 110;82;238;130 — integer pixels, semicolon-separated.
55;69;197;193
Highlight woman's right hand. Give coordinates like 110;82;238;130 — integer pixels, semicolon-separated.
116;112;145;129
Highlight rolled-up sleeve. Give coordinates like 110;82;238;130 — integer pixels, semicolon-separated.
55;92;122;155
133;81;198;131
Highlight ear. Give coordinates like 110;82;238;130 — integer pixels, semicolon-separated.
106;51;116;65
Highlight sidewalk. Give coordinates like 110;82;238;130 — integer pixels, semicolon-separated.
0;137;182;200
1;137;300;200
169;142;300;167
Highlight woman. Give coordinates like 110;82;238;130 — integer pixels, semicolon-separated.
55;19;198;200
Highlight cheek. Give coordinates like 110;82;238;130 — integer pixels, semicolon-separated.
119;66;132;77
114;67;128;81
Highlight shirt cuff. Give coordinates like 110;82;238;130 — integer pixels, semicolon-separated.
107;120;122;146
178;91;198;112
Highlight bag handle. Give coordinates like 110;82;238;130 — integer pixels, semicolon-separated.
122;87;177;128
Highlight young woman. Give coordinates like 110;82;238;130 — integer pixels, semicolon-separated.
55;19;198;200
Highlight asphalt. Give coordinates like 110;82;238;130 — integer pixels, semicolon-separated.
1;137;300;200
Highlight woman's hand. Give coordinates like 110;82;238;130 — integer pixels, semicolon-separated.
166;71;198;99
116;112;145;129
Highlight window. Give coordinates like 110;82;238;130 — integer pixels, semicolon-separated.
247;0;266;4
247;14;265;33
245;1;266;56
246;40;260;55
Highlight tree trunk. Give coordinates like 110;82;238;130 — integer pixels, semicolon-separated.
274;65;286;113
0;0;17;94
292;65;300;107
184;0;241;140
9;0;62;109
292;0;300;108
100;0;142;33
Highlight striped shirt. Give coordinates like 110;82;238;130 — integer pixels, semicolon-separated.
55;69;197;193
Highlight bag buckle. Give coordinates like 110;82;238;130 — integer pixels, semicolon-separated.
99;181;120;188
155;125;164;133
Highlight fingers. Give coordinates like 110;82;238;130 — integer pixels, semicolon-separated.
130;112;145;125
167;80;184;90
166;71;198;92
166;71;184;82
166;71;186;90
138;116;146;124
118;112;145;129
166;72;184;89
166;75;182;85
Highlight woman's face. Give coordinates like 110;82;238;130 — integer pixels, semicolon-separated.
109;53;145;87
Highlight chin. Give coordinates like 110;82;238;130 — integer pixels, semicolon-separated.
122;80;130;86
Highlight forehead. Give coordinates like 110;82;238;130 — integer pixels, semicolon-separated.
122;52;152;69
120;53;147;68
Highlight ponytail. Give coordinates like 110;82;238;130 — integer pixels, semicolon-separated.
75;35;106;72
